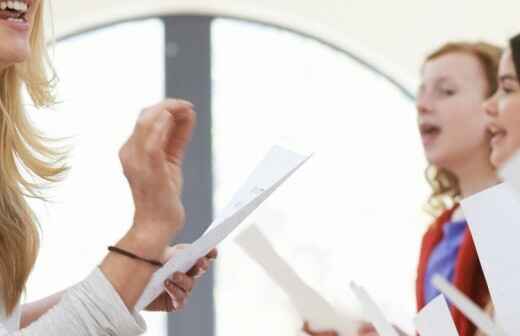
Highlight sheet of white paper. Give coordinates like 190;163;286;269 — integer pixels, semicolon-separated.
212;145;312;224
414;295;458;336
499;150;520;193
461;182;520;336
432;275;506;336
135;145;312;311
350;282;399;336
235;224;357;335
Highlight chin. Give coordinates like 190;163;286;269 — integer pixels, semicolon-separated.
492;143;520;170
425;151;460;172
0;50;29;67
0;41;31;65
490;151;506;170
424;149;445;167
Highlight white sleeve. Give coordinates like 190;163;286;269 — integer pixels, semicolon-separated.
2;268;147;336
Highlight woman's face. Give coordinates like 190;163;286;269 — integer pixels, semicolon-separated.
417;52;491;171
0;0;39;68
484;48;520;168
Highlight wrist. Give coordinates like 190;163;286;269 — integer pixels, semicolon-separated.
120;226;172;262
132;209;184;239
101;228;168;309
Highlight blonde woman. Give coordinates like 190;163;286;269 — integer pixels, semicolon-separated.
305;41;502;336
0;0;216;334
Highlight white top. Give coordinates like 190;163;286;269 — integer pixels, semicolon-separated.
0;268;146;335
0;304;20;332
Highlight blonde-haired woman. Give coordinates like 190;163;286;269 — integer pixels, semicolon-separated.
0;0;216;334
305;41;502;336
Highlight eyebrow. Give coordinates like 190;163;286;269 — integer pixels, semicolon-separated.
421;77;452;87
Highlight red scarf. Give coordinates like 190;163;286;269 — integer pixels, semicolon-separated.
416;204;489;336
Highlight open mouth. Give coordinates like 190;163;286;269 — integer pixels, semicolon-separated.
418;122;442;146
419;123;441;136
0;1;30;23
488;124;507;147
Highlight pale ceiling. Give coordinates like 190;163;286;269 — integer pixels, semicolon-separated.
47;0;520;92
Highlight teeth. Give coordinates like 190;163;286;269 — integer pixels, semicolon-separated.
0;1;27;13
6;17;24;22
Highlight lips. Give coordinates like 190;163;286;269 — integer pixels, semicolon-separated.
0;0;31;23
0;10;25;20
488;124;507;147
419;122;442;146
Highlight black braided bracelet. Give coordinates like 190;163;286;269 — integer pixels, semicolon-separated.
108;246;164;267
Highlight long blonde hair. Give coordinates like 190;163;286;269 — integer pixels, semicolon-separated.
0;0;66;314
422;42;502;217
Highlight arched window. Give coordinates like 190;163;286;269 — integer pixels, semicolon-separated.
26;15;425;336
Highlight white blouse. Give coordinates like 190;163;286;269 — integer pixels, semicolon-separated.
0;303;20;332
0;268;146;335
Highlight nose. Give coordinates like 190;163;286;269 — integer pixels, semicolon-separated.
416;93;433;115
483;92;499;118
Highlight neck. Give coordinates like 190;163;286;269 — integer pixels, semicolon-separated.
450;151;499;198
0;62;9;73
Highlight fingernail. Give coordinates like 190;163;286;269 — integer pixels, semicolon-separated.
164;282;174;295
164;285;179;309
177;99;194;108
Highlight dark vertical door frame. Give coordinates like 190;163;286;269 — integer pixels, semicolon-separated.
162;15;215;336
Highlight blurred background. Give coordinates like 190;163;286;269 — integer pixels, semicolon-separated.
23;1;520;335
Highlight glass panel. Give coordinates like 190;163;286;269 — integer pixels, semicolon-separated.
212;18;427;336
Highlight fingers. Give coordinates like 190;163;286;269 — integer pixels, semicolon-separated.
164;282;186;311
164;273;194;311
357;323;377;335
146;111;174;163
131;99;195;164
206;248;218;259
160;291;176;312
186;256;210;278
161;255;213;312
302;321;338;336
171;272;195;293
302;321;311;333
157;248;217;313
161;100;196;165
186;249;217;278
